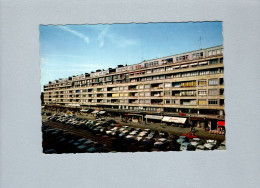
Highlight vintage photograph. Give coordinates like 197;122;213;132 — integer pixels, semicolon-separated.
41;22;225;153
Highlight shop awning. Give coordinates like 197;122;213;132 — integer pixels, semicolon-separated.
199;61;208;65
180;64;188;68
91;110;99;114
172;65;180;69
190;63;198;66
80;109;89;113
128;114;143;116
98;111;106;114
162;116;187;124
217;121;225;126
129;72;134;75
145;115;163;120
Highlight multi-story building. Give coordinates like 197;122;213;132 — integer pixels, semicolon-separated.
43;45;224;130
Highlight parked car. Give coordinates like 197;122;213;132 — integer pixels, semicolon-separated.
154;138;168;148
180;142;193;151
77;141;95;152
204;143;216;150
195;145;206;151
73;138;88;147
159;132;169;138
177;136;187;144
44;149;57;154
190;138;201;148
182;132;198;139
86;143;107;153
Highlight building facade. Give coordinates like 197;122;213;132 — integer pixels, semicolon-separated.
43;45;224;130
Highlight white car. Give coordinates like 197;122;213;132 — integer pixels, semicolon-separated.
105;130;112;135
180;142;192;151
204;143;215;150
195;145;206;151
190;138;201;148
206;139;217;145
136;136;144;142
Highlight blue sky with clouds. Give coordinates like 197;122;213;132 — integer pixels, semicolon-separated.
40;22;222;90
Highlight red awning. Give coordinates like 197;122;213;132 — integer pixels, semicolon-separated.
129;72;134;75
218;121;225;126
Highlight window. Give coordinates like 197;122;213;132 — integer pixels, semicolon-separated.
139;92;144;97
165;83;171;88
147;77;152;81
172;99;179;104
209;59;218;65
199;70;209;75
153;76;159;80
199;99;207;105
145;99;150;104
139;99;144;104
182;72;191;77
159;68;165;72
145;92;150;97
141;77;146;82
144;84;150;89
139;85;144;89
147;70;152;74
159;75;165;79
173;73;181;78
165;99;170;104
198;90;207;96
210;69;219;74
198;80;207;86
208;89;218;96
166;75;172;79
190;71;198;76
208;79;218;86
208;99;218;105
164;91;171;96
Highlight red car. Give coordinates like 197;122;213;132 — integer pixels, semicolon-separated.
182;132;198;139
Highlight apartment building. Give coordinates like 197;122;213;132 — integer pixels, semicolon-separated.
43;45;224;130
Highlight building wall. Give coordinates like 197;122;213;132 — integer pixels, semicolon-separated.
43;45;224;119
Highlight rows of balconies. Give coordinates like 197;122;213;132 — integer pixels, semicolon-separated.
44;58;223;90
44;73;224;95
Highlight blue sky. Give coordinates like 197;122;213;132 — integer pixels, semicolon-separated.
40;22;222;90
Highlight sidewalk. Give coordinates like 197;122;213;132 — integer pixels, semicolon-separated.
75;114;225;141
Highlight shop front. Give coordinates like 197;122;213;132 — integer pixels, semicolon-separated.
144;115;164;124
162;116;187;127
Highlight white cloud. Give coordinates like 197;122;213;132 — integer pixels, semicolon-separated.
98;26;109;47
97;26;138;48
58;26;90;44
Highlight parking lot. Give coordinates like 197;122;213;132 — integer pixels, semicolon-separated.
42;111;226;154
